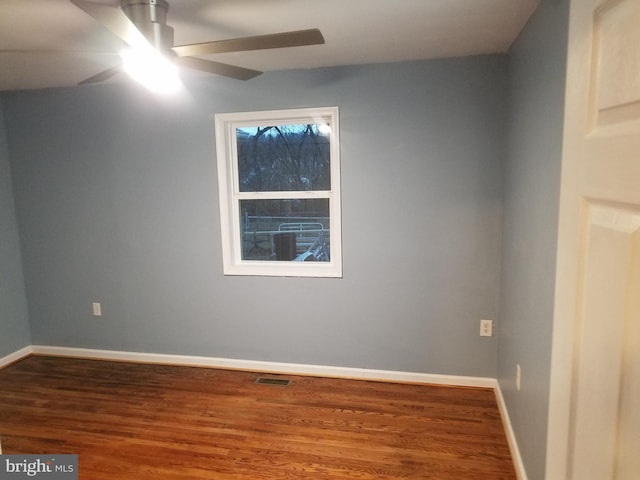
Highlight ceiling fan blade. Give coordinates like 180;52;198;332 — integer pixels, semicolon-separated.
70;0;150;50
78;65;122;85
174;56;262;81
172;28;325;57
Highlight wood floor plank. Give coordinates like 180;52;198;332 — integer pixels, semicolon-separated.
0;356;515;479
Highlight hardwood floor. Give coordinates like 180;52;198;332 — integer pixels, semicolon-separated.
0;356;516;479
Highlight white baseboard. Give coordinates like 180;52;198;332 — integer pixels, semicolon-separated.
0;345;32;369
495;382;529;480
30;345;497;388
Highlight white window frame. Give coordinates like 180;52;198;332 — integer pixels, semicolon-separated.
214;106;342;277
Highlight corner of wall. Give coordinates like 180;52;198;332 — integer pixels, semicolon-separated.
0;95;33;357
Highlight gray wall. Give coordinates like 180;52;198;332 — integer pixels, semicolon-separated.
0;100;31;357
498;1;569;479
4;55;505;377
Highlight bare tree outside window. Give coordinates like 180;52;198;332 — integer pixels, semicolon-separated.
237;124;331;193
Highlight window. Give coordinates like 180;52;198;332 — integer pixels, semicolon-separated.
215;107;342;277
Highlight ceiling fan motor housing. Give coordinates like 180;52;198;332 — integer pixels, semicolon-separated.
121;0;174;53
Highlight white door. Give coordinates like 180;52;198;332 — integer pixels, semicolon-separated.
547;0;640;479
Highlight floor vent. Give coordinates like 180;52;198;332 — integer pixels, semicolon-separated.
255;377;291;386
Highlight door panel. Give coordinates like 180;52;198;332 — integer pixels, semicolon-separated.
616;226;640;480
591;0;640;128
571;204;640;479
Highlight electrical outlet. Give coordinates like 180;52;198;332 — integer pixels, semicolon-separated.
480;319;493;337
516;364;521;391
92;302;102;317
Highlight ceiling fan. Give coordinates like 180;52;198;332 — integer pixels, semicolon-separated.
70;0;325;88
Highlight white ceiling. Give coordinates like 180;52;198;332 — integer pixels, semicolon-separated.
0;0;539;92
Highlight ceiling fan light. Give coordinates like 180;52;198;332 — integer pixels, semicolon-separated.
120;47;181;94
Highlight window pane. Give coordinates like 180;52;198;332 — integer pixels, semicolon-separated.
215;106;341;277
240;198;330;262
236;124;331;192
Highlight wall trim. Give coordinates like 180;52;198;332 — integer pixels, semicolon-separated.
495;381;529;480
30;345;497;388
0;345;32;369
